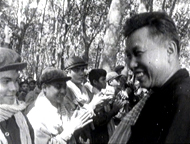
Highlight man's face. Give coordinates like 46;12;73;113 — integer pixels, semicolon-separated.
21;83;29;92
95;76;107;90
68;66;87;84
45;82;67;106
125;27;169;89
0;70;19;105
29;82;36;91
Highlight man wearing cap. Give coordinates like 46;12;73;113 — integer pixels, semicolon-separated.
0;47;34;144
27;67;93;144
63;56;112;143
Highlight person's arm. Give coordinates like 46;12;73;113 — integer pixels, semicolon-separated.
93;100;124;126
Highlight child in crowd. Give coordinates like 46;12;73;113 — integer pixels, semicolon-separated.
89;69;124;144
106;71;129;125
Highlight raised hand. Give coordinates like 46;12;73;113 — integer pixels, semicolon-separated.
70;110;93;131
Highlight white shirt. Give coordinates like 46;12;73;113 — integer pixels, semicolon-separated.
27;92;66;144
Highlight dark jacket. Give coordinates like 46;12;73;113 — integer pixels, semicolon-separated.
0;113;34;144
128;69;190;143
91;105;119;144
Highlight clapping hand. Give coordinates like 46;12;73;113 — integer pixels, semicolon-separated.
70;110;93;131
57;110;93;142
112;99;125;112
90;90;113;110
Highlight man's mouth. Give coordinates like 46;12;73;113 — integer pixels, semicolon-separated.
135;72;144;80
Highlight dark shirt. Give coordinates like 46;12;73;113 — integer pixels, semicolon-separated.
91;105;119;144
128;69;190;143
0;114;34;144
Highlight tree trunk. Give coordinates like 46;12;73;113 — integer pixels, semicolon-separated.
169;0;178;17
149;0;153;12
95;40;103;68
39;0;48;43
162;0;167;11
100;0;123;72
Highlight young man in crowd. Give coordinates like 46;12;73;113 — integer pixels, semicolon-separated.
18;80;29;101
0;47;34;144
109;11;190;143
63;56;112;143
28;79;36;91
88;69;123;144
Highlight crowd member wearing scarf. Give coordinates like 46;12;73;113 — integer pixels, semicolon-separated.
63;56;112;144
0;47;34;144
27;67;93;144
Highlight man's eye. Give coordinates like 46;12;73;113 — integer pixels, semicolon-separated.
54;84;61;89
2;79;10;84
102;78;106;81
134;51;143;57
16;78;20;83
126;54;132;60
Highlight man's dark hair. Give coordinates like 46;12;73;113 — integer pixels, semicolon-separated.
88;69;107;86
123;11;180;54
19;80;28;87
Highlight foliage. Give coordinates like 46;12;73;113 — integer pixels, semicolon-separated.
0;0;189;79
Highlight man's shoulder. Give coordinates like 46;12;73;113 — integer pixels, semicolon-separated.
25;91;36;102
175;77;190;94
166;69;190;94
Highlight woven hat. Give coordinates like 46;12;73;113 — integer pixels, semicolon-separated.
0;47;27;72
106;71;121;82
40;67;71;84
114;65;124;74
64;56;87;70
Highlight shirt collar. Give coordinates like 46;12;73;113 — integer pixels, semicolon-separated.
152;69;189;92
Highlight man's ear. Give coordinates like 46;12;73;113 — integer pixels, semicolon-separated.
167;40;178;64
41;83;47;94
66;69;71;76
167;40;178;56
93;79;98;86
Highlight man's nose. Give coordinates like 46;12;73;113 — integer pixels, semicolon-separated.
128;57;138;70
60;87;67;96
78;69;85;75
8;81;18;92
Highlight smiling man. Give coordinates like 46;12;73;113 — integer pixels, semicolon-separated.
63;56;113;143
27;67;93;144
122;12;190;143
0;47;34;144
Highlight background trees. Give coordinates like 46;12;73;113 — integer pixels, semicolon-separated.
0;0;189;80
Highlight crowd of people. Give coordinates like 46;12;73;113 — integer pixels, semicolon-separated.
1;11;190;144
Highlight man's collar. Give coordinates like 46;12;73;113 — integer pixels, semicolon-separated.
152;69;189;92
92;87;100;94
